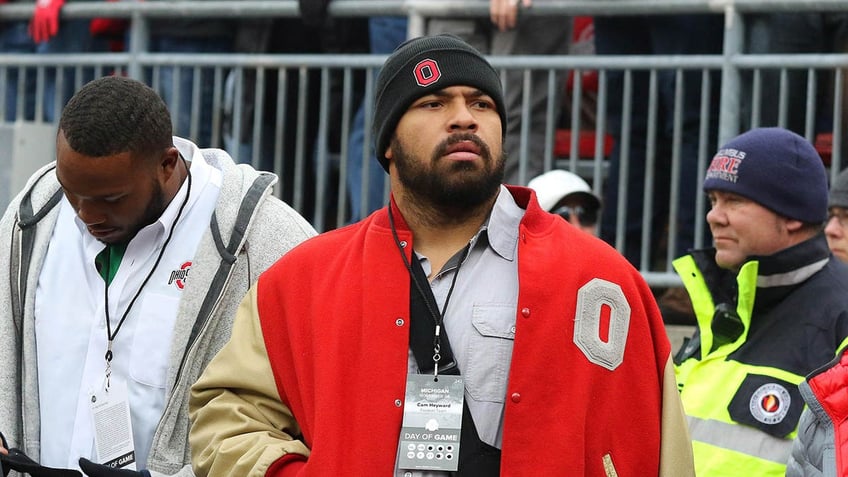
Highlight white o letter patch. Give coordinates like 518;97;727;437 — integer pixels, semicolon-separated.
573;278;631;370
413;58;441;87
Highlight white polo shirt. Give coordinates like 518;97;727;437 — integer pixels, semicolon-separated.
35;148;221;470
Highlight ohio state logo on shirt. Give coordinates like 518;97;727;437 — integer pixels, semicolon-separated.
749;382;791;425
414;58;441;87
168;261;192;290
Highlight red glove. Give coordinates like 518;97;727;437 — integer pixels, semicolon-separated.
90;0;128;38
29;0;65;44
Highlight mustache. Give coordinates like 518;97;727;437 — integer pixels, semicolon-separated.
434;133;491;160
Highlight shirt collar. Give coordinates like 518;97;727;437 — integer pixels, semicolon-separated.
472;184;524;261
416;185;525;275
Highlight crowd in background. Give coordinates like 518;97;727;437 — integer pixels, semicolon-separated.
3;1;848;302
6;4;848;474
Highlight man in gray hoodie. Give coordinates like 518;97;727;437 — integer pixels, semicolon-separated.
0;76;316;477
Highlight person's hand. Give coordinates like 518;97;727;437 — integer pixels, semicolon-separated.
0;449;80;476
78;459;151;477
29;0;66;43
1;445;6;477
490;0;532;31
0;431;8;477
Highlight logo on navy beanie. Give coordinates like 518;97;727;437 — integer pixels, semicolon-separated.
706;148;747;184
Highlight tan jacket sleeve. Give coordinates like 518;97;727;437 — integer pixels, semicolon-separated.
659;357;695;477
189;285;310;477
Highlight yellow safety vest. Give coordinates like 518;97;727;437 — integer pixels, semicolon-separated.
674;256;800;477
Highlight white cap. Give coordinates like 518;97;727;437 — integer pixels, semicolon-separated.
527;169;601;212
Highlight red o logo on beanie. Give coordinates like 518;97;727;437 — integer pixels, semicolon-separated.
413;59;441;87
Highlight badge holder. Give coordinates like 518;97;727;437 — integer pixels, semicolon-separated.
399;372;464;471
397;251;467;472
89;373;137;470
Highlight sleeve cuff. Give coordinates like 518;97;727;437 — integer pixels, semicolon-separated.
265;454;307;477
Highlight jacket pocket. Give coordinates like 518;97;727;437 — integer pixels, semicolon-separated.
129;293;179;388
465;304;516;403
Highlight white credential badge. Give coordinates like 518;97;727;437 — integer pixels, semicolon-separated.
89;378;137;470
398;374;464;472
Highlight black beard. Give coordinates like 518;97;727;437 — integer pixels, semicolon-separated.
105;178;166;245
392;133;504;214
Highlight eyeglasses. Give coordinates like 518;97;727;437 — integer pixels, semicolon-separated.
552;205;598;226
827;209;848;228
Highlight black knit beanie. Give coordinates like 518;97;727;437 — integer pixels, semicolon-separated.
703;127;828;223
373;34;506;172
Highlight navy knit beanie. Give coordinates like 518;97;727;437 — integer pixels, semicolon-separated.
373;34;506;172
703;127;828;223
829;167;848;209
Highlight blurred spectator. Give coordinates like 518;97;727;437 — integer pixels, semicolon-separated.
744;13;848;143
674;128;848;476
0;2;37;121
427;0;571;185
224;18;320;174
1;0;109;122
89;0;129;52
594;14;723;270
560;16;601;138
657;286;695;326
825;167;848;263
527;169;601;235
344;14;407;223
144;0;235;147
224;12;368;226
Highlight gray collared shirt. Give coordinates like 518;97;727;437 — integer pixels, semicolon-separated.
406;185;525;452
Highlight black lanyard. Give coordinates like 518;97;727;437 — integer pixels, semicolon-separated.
388;206;469;380
391;207;502;476
102;159;192;388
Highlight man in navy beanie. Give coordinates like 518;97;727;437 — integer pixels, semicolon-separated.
189;34;695;476
672;127;848;476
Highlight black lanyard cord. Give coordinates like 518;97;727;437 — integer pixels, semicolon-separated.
103;158;192;363
388;206;469;376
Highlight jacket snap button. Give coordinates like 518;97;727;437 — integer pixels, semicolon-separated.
521;307;530;318
395;399;403;407
395;318;405;326
511;393;521;403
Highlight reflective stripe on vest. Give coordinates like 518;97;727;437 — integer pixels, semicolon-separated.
687;415;793;464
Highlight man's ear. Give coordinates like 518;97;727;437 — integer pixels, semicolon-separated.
159;147;181;179
784;218;804;233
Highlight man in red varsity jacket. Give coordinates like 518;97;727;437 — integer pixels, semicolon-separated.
188;34;694;477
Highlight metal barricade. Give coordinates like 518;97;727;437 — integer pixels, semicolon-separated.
1;0;847;287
